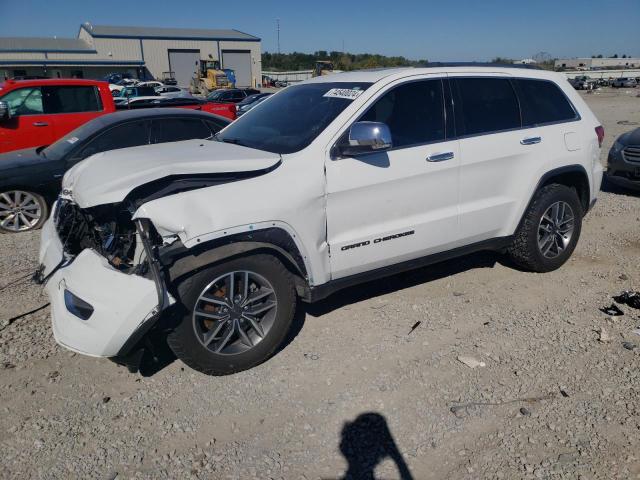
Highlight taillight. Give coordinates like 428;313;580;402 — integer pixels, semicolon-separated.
595;126;604;148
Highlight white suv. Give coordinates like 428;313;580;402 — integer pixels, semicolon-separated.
37;66;604;375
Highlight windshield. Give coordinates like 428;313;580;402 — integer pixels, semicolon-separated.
207;90;228;101
42;118;105;161
215;82;372;154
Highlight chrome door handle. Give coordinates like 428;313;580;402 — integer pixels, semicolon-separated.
520;136;541;145
32;122;49;127
426;152;454;162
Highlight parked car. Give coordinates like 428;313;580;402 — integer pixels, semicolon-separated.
102;73;132;84
137;81;164;90
0;109;229;233
36;66;603;375
606;128;640;190
156;85;193;99
114;96;237;120
205;88;260;103
0;79;115;154
235;93;273;117
113;86;161;106
612;77;638;88
568;76;594;90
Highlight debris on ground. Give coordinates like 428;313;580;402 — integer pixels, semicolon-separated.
600;304;624;316
408;321;421;334
519;407;531;416
449;393;555;417
457;356;486;368
622;342;636;351
597;327;612;343
613;291;640;309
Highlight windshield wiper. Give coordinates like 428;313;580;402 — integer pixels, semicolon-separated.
214;134;246;147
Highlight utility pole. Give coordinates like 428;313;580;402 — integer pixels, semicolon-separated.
276;19;280;54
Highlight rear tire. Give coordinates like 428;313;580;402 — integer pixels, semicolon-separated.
507;184;583;272
167;254;296;375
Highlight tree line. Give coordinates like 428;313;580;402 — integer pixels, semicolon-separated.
262;51;428;71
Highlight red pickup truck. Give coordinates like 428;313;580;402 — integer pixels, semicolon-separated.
0;79;238;154
0;79;115;154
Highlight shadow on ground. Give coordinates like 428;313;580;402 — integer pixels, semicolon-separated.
138;249;507;376
324;412;414;480
306;250;504;316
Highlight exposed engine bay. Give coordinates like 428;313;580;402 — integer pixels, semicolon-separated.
54;199;146;273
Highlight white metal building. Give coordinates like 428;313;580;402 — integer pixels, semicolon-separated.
555;57;640;70
0;23;262;88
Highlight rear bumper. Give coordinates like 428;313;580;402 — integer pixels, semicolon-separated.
38;217;160;357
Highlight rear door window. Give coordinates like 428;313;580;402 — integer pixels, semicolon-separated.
360;79;445;148
153;118;213;143
512;79;578;126
74;120;151;159
42;86;102;114
452;78;521;136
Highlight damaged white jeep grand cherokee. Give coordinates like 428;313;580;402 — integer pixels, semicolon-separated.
36;66;604;375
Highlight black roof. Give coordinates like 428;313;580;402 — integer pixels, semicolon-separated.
92;107;228;127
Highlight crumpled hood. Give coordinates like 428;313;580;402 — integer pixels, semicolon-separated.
63;139;281;208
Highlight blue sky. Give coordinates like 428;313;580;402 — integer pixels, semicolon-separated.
1;0;639;60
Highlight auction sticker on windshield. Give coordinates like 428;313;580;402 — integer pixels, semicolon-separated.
323;88;364;100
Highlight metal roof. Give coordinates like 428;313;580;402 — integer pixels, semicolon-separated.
0;37;95;53
82;24;260;41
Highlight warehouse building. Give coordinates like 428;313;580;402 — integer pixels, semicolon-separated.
0;23;262;88
555;57;640;70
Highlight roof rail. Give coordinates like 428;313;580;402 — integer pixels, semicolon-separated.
422;62;542;70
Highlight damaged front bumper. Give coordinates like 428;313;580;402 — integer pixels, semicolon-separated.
37;211;164;358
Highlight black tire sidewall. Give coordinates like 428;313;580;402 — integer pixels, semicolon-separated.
526;185;583;271
168;254;295;375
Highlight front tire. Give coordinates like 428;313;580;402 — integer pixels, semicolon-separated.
167;254;296;375
507;184;583;272
0;190;48;233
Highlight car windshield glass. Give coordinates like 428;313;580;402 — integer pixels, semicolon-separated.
207;90;226;101
42;118;105;161
215;82;372;154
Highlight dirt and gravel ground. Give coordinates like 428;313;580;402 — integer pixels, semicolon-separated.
1;88;639;480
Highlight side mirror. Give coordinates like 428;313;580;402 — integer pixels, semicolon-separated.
337;121;392;157
0;101;11;121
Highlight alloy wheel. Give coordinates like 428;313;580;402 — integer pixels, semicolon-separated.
0;191;43;232
192;270;278;355
537;201;575;259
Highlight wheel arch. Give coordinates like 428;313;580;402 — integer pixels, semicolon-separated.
536;165;590;212
516;165;590;232
0;183;57;204
161;227;311;298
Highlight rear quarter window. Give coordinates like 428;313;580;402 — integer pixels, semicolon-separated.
513;79;578;126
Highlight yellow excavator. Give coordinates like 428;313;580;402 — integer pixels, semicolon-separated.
312;60;334;77
191;60;235;95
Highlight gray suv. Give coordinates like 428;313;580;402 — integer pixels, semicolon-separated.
607;128;640;189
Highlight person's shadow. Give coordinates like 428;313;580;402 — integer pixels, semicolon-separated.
337;412;414;480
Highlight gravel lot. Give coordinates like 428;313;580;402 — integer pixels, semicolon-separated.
1;88;639;480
